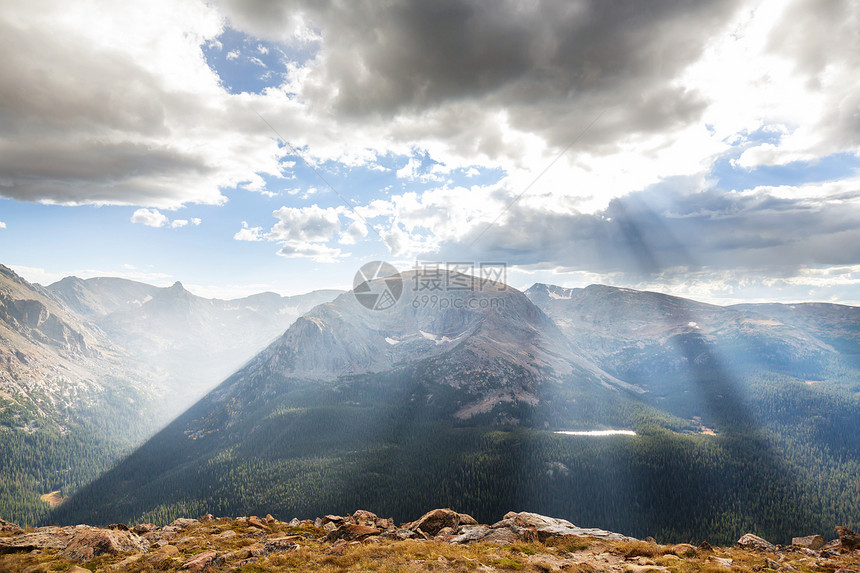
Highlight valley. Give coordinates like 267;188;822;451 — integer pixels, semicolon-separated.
1;265;859;546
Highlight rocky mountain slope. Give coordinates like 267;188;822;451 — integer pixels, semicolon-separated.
0;264;341;527
0;264;157;434
46;275;341;410
2;508;859;573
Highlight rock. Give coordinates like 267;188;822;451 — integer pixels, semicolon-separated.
179;549;218;572
66;567;93;573
670;544;698;557
107;523;128;531
324;515;345;524
147;544;180;565
483;526;537;545
61;527;150;561
0;517;24;534
836;526;860;550
793;535;825;550
200;514;214;523
264;537;300;552
326;540;348;555
131;523;158;535
450;526;492;544
643;536;657;544
170;518;200;530
737;533;777;552
265;514;276;523
248;516;271;532
766;557;781;569
325;523;381;542
217;530;237;539
0;528;73;553
711;557;733;568
288;518;301;527
406;509;478;536
495;512;633;542
699;541;713;551
353;509;379;524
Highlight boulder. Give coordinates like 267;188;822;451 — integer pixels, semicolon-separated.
0;517;23;534
325;523;381;542
450;526;492;544
170;518;199;530
737;533;777;552
483;526;538;545
264;537;301;553
406;509;478;536
131;523;158;535
248;516;271;532
792;535;825;550
66;567;93;573
61;527;150;561
179;550;218;572
494;512;632;542
353;510;379;524
836;526;860;550
0;528;73;553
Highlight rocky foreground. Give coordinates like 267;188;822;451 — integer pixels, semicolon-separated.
1;510;859;573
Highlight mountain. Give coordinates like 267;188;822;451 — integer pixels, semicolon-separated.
523;283;849;418
0;265;342;527
51;272;680;528
0;265;163;525
46;276;341;410
50;277;860;545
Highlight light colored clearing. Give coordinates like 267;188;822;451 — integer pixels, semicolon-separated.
554;430;637;437
700;426;717;436
805;380;824;385
40;490;63;507
548;290;572;299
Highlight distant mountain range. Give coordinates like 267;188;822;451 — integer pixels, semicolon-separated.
0;264;341;525
3;263;859;543
47;271;860;545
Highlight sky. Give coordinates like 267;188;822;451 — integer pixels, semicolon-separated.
1;0;859;304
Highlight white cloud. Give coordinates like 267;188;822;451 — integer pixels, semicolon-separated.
0;221;5;229
234;221;264;241
276;241;343;262
226;49;240;60
0;0;289;208
171;219;189;228
131;208;168;228
268;205;340;243
190;217;202;226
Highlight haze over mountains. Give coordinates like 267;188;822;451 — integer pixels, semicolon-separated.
39;269;860;545
2;263;859;544
0;264;340;524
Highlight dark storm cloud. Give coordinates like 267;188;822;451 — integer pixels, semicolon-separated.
218;0;746;151
445;181;860;276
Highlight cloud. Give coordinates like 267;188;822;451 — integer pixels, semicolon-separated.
131;208;169;228
132;208;200;229
233;205;351;261
268;205;340;243
0;0;288;208
234;221;264;241
276;241;343;262
0;221;5;229
433;176;860;278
